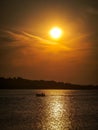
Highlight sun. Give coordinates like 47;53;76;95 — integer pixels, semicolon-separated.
49;27;62;40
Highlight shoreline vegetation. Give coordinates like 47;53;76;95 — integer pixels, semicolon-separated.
0;77;98;90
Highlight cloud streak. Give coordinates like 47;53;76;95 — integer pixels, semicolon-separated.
0;29;72;51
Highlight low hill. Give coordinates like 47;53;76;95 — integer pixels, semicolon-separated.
0;77;98;90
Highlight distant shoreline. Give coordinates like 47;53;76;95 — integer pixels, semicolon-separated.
0;77;98;90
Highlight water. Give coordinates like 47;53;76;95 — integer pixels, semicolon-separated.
0;89;98;130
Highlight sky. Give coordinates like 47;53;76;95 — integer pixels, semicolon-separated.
0;0;98;85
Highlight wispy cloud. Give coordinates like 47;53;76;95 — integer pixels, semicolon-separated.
0;29;71;51
0;28;96;54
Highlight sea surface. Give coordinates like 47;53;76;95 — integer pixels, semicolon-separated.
0;89;98;130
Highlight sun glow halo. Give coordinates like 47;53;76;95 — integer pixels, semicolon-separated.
49;27;62;39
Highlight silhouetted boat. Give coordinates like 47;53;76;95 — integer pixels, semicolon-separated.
36;93;45;97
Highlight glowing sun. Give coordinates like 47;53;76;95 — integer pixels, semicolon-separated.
49;27;62;39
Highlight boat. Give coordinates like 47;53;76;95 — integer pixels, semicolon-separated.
36;93;45;97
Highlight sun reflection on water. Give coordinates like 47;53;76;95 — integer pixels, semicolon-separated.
44;95;71;130
50;97;63;118
32;90;72;130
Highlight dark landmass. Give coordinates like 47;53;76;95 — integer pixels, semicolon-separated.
0;77;98;90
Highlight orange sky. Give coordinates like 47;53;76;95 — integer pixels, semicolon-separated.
0;0;97;85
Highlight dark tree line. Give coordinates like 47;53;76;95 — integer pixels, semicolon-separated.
0;77;98;90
